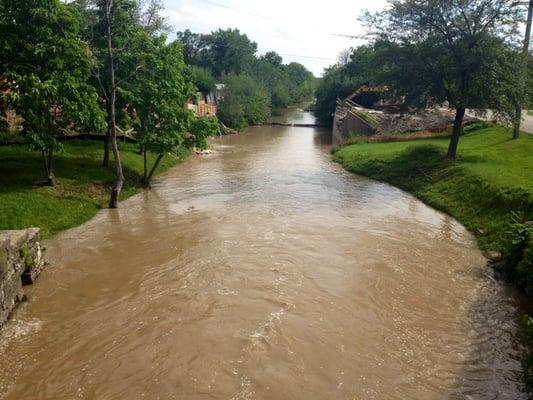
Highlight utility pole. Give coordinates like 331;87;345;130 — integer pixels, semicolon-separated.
513;0;533;139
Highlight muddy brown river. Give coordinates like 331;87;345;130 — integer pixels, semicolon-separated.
0;109;527;399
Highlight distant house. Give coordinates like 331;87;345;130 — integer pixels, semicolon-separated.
186;83;226;118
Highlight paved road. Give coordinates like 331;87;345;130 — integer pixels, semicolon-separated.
467;110;533;134
522;110;533;134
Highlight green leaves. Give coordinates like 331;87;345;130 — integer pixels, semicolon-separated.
130;38;195;155
362;0;524;112
0;0;105;155
190;66;216;94
187;117;219;150
247;55;315;110
218;74;271;130
177;28;257;77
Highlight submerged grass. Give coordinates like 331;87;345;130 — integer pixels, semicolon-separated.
0;140;187;238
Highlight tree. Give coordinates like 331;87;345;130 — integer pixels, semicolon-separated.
206;28;258;76
364;0;524;159
176;28;257;77
218;74;271;129
176;29;204;66
138;0;169;35
187;117;219;150
94;0;153;206
313;46;377;126
248;57;290;109
285;62;316;103
190;66;216;94
0;0;105;185
129;39;195;186
78;0;156;207
101;0;123;207
512;0;533;139
248;56;316;110
261;51;283;67
73;0;166;168
337;48;352;65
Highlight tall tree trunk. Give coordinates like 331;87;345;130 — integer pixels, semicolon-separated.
104;0;124;208
46;149;56;186
103;124;110;166
142;147;148;183
42;149;56;186
447;107;465;160
143;153;164;188
513;107;522;140
512;0;533;139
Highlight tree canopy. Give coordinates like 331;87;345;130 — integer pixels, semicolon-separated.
177;28;316;128
128;38;195;185
0;0;105;185
177;28;258;77
314;46;377;126
362;0;525;158
0;1;315;205
218;74;271;130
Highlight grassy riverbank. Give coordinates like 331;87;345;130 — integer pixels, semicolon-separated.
0;140;187;238
334;124;533;293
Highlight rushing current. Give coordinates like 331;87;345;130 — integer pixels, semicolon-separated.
0;108;526;399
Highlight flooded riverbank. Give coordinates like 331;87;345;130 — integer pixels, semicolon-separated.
0;110;526;399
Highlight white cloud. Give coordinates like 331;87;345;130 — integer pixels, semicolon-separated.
162;0;388;76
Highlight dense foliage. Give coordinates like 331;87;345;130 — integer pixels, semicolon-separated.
218;74;271;130
127;38;195;186
314;46;378;126
190;66;216;94
0;0;218;207
248;53;316;109
177;28;316;129
0;0;105;185
362;0;524;158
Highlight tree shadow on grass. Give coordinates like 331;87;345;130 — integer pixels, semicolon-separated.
463;136;515;151
352;145;451;192
347;144;532;248
0;145;143;195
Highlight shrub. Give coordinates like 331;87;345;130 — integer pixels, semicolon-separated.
218;74;271;129
187;117;219;149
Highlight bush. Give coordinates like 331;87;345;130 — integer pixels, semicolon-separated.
218;96;247;130
218;74;271;129
187;117;219;149
190;66;216;94
313;65;365;127
504;212;533;294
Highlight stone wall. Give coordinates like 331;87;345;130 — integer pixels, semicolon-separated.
0;228;44;328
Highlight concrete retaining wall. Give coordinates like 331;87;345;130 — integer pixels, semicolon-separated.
0;228;43;328
333;106;376;144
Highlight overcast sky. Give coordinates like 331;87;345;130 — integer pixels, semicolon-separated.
162;0;389;76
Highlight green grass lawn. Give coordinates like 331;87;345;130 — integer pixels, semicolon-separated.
0;140;187;238
335;124;533;293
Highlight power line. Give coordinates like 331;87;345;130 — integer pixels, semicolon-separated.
173;35;336;62
203;0;279;21
276;52;335;61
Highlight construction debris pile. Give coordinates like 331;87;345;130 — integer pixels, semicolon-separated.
333;94;479;144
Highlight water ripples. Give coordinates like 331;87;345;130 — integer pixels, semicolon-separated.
0;115;527;399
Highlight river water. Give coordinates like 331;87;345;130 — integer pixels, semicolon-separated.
0;109;526;399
